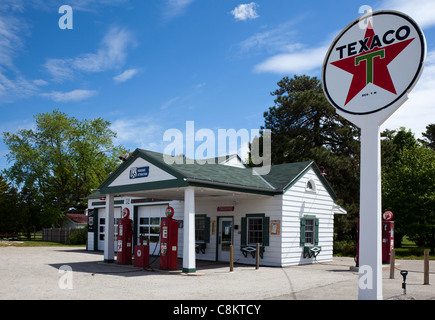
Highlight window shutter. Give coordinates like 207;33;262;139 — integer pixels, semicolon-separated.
133;206;138;247
314;218;319;245
204;216;210;243
262;216;270;246
93;208;99;251
241;217;247;246
300;217;306;246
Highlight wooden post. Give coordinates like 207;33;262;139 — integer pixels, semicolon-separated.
255;243;259;269
229;245;234;272
424;250;430;285
389;249;395;279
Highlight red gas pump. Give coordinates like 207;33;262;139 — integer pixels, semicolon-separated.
159;206;178;270
134;235;150;268
117;208;133;264
382;211;395;264
355;211;395;266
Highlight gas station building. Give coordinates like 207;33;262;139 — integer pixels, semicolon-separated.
86;149;346;273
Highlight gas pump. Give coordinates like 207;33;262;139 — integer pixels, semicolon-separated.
159;206;178;270
355;211;394;266
117;208;133;264
134;235;150;268
382;211;395;264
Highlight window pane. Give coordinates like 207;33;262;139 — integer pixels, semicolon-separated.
150;226;160;234
139;226;149;234
140;217;149;225
247;217;263;245
305;219;314;245
195;217;205;242
149;236;159;243
150;217;160;225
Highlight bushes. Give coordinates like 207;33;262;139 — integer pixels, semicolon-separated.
69;227;87;245
334;240;356;257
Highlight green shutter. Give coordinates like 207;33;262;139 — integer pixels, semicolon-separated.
241;217;247;246
133;206;138;247
300;217;306;247
93;208;99;251
262;216;270;246
204;217;210;243
314;218;319;245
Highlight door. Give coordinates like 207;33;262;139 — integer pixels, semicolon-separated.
218;217;233;261
136;205;167;255
97;207;121;251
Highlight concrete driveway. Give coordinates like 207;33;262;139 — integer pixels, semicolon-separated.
0;246;433;300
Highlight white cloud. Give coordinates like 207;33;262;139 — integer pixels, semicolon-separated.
254;45;328;74
381;50;435;138
378;0;435;29
237;21;299;55
110;117;164;150
45;26;135;81
231;2;259;21
161;96;180;110
163;0;196;20
41;89;98;102
113;68;139;83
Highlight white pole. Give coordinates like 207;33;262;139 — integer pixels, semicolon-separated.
104;194;115;263
358;118;383;300
183;187;196;273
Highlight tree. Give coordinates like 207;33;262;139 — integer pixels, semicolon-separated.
0;176;20;233
3;110;126;227
382;144;435;252
419;124;435;149
257;75;361;240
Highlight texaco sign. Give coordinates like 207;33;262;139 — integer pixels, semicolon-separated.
322;10;426;115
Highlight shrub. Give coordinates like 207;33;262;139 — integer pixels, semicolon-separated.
69;227;87;245
334;240;356;257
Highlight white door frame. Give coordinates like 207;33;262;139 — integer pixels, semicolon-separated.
217;216;234;262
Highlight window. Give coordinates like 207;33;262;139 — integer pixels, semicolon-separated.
304;218;315;245
306;180;316;192
195;216;205;242
248;217;263;245
300;215;319;246
241;214;270;247
195;215;210;243
138;216;161;243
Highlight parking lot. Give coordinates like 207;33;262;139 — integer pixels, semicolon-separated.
0;246;433;300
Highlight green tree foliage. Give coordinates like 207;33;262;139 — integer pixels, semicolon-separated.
419;123;435;149
2;110;126;228
382;144;435;252
0;176;20;233
257;75;361;240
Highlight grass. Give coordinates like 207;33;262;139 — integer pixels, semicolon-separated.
334;237;434;260
0;240;85;247
394;237;433;260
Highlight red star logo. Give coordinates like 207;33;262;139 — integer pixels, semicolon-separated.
331;22;415;105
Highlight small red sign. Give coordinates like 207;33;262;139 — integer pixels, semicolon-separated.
165;206;174;218
217;206;234;212
383;211;393;221
122;207;130;219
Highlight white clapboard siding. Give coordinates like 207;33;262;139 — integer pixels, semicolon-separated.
281;168;336;266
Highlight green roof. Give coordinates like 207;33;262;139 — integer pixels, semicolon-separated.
96;148;336;198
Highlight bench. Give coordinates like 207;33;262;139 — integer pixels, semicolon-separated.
240;245;265;259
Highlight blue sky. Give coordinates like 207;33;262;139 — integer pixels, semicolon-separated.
1;0;435;170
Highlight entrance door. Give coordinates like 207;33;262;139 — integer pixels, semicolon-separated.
218;217;233;261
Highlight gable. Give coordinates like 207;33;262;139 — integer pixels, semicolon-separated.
108;157;178;187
